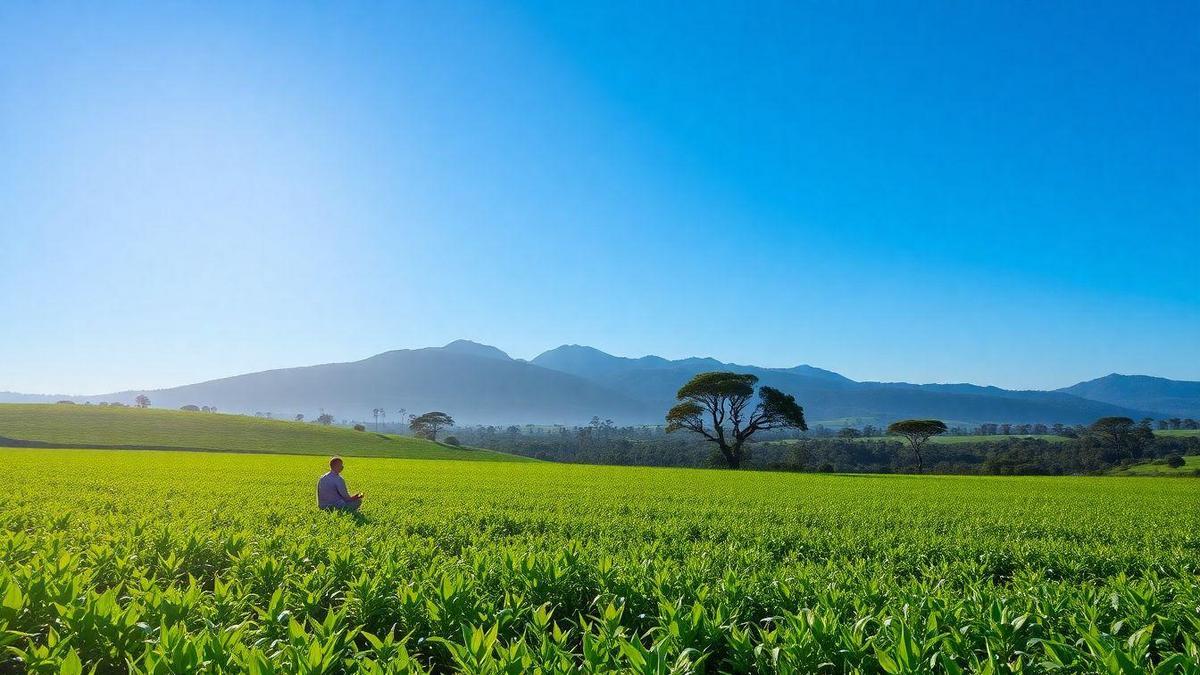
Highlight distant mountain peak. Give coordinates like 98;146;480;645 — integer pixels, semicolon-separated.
440;340;511;360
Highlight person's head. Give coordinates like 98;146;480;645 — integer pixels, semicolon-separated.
329;456;344;473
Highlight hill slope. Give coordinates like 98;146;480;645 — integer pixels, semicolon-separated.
0;404;531;461
530;345;1155;425
1;341;1180;426
82;342;649;424
1058;374;1200;418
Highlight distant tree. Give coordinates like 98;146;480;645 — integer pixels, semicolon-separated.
56;400;75;405
1165;454;1185;469
134;395;150;408
999;423;1012;435
396;408;406;429
353;424;366;432
886;419;948;473
1089;416;1139;447
1169;418;1183;430
317;413;335;425
443;436;461;446
372;408;384;431
1051;423;1065;436
180;405;200;412
838;427;861;438
1156;419;1169;431
1183;419;1199;430
295;414;304;422
1032;423;1048;435
664;372;807;469
410;412;455;441
861;424;878;437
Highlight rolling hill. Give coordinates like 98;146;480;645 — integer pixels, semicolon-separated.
0;403;531;461
0;340;1186;426
1058;374;1200;418
529;344;1157;425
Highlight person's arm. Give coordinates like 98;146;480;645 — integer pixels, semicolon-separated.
335;474;354;501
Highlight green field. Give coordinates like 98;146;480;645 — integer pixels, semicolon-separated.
0;404;530;462
1111;454;1200;476
1;448;1197;673
763;433;1070;447
1155;429;1200;438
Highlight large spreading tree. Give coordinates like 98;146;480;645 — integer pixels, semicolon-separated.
410;411;454;442
886;419;948;473
665;371;807;469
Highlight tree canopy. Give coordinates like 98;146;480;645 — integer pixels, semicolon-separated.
665;371;807;469
886;419;948;473
410;411;455;442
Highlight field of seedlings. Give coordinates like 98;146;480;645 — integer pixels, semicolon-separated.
1;448;1198;673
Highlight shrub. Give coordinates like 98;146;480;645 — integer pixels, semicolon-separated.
443;436;461;446
353;424;366;432
1165;454;1185;468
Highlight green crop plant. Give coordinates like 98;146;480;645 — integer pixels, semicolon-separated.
0;448;1197;672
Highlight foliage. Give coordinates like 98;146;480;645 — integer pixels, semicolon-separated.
1;448;1198;673
886;420;948;473
410;412;455;442
666;372;807;468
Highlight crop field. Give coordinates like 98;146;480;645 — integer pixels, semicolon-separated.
2;449;1198;673
0;404;529;462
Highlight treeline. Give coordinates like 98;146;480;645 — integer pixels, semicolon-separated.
452;418;1200;475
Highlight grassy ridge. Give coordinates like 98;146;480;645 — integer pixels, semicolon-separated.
772;430;1193;446
0;403;530;461
1112;454;1200;476
762;433;1071;446
0;448;1197;672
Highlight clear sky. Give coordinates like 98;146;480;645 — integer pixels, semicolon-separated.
2;1;1197;395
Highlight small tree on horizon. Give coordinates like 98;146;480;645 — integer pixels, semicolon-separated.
665;371;807;469
410;411;454;442
886;419;948;473
134;394;151;409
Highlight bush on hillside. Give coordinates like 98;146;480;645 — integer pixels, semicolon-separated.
353;424;366;432
1165;454;1185;468
443;436;461;446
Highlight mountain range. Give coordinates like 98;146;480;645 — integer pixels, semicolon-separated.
2;340;1197;426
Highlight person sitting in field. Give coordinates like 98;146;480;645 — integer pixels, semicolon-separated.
317;456;364;511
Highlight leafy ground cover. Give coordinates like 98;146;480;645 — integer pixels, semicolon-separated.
0;404;529;461
1;448;1198;673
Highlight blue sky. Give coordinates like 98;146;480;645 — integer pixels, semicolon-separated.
1;1;1197;394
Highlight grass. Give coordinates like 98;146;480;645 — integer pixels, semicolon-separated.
774;431;1193;446
0;403;531;461
763;433;1070;446
1155;428;1200;438
1;448;1198;672
1110;454;1200;476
